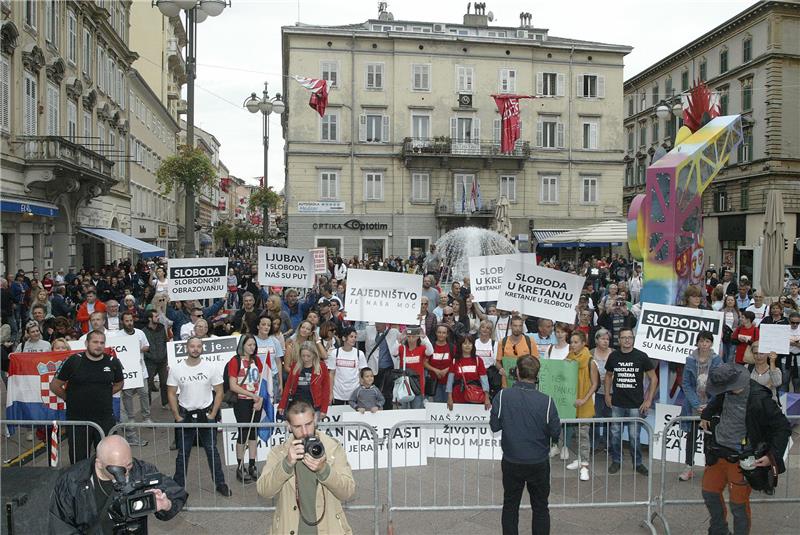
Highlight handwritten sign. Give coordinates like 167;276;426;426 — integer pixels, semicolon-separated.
537;359;578;419
309;247;328;275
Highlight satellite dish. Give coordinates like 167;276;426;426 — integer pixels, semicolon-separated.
487;11;494;21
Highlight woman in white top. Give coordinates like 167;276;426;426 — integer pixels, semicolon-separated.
464;295;486;336
327;327;367;405
474;320;497;369
749;341;782;402
334;258;348;280
547;322;571;360
151;267;169;295
192;318;215;339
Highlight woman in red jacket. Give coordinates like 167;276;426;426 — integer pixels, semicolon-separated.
446;335;490;411
278;340;331;418
731;310;759;365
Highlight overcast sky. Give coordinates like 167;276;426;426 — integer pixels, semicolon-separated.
183;0;755;190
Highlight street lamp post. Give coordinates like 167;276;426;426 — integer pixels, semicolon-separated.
655;92;683;147
244;83;285;240
153;0;229;257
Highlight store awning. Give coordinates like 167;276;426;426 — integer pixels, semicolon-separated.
199;232;213;246
79;227;165;258
532;229;568;242
1;199;59;218
539;220;627;248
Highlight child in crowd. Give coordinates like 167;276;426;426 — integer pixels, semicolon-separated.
349;367;385;413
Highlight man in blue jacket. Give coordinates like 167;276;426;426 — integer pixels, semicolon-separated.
490;356;560;535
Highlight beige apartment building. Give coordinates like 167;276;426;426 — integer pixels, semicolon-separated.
281;6;631;259
1;0;138;272
623;0;800;281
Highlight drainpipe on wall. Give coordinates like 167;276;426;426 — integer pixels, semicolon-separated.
351;32;356;216
567;45;575;218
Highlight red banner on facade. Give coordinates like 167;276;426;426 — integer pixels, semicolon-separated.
491;94;535;154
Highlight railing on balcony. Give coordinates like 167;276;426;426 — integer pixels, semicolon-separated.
435;197;498;216
402;137;530;158
20;136;115;177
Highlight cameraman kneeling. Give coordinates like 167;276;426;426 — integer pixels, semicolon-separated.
258;400;355;534
48;435;187;534
700;363;791;535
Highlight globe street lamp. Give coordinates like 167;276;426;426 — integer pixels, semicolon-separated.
153;0;229;257
655;94;683;148
244;82;285;239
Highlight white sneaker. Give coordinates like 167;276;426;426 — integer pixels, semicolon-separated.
143;419;154;424
559;446;569;460
566;459;581;470
26;431;33;441
580;466;590;481
549;445;559;458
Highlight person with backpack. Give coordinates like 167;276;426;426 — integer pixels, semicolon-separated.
396;326;433;409
495;315;540;388
446;335;490;411
327;327;368;406
225;334;265;483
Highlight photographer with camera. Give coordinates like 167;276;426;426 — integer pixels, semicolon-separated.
699;363;791;535
48;435;187;534
257;400;355;534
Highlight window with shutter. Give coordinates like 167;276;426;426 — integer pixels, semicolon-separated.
581;118;598;149
320;171;338;200
556;121;565;148
540;176;559;203
321;112;338;141
500;175;516;202
365;172;383;201
411;173;429;202
540;72;558;96
83;29;92;76
581;177;598;204
321;61;338;88
0;56;9;133
67;11;77;63
412;64;431;91
67;100;77;141
83;110;92;138
456;66;474;93
366;63;384;90
47;82;59;136
98;124;105;154
499;69;516;93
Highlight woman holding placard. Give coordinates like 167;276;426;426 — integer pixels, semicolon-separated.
678;330;722;481
561;331;598;481
748;341;781;402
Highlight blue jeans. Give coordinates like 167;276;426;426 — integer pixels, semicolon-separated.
593;392;612;449
174;416;226;488
401;394;425;409
429;383;448;403
723;343;736;364
609;406;644;467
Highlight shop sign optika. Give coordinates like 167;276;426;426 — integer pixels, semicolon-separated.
312;219;389;231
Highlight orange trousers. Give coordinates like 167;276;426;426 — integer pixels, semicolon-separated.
702;458;752;535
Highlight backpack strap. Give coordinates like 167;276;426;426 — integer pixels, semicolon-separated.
524;335;532;356
500;336;508;358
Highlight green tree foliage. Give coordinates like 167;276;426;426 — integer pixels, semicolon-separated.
248;186;280;212
156;145;217;195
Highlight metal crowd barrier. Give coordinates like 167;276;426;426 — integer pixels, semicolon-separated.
2;419;106;469
385;417;657;535
650;415;800;535
109;420;382;535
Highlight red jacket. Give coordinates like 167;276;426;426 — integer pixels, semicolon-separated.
279;361;331;414
76;300;107;333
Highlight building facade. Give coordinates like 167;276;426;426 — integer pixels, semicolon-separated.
1;0;135;273
623;0;800;280
281;6;631;260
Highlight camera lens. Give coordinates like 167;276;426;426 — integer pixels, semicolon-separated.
309;443;323;458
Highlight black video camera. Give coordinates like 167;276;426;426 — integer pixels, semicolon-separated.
303;436;325;459
106;466;162;533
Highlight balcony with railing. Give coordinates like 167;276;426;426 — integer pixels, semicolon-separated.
402;137;530;170
435;197;498;217
19;136;117;194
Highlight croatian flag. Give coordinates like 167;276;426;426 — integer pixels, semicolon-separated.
5;350;79;427
257;353;275;443
476;181;483;211
293;76;329;118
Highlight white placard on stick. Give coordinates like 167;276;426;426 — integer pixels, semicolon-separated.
651;403;705;465
257;246;315;288
344;269;422;325
757;324;791;354
166;257;228;301
496;262;585;323
634;303;724;364
309;247;328;275
425;403;501;460
68;335;143;389
166;335;238;377
469;254;537;302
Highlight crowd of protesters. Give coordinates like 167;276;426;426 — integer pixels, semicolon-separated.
2;249;799;493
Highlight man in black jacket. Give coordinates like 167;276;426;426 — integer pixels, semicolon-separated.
143;309;169;407
490;356;560;535
700;364;791;535
48;435;187;534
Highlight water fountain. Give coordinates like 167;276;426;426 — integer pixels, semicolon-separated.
434;227;516;283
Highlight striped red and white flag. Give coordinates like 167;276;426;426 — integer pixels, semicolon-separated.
293;76;330;118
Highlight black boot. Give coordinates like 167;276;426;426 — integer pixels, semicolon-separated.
236;463;252;483
249;463;259;480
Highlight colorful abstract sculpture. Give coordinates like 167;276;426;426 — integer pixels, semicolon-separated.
628;83;743;305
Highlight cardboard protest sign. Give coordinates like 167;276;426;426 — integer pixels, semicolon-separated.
497;262;585;324
501;357;517;387
309;247;328;275
166;335;238;377
68;335;143;389
537;359;578;419
257;246;315;288
757;324;790;354
221;405;353;466
651;403;705;465
341;409;426;469
166;257;228;301
425;403;501;460
469;254;537;302
344;269;422;325
634;303;724;364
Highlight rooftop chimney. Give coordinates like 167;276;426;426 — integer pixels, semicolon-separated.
464;2;490;27
377;1;394;21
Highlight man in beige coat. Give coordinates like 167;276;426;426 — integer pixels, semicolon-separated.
257;400;355;534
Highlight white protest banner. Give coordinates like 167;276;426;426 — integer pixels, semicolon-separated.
221;405;353;466
166;257;227;301
166;335;238;377
341;409;426;469
635;303;724;364
757;324;791;354
651;403;705;465
344;269;422;325
496;262;585;323
258;246;315;288
68;335;143;389
469;254;537;302
309;247;328;275
425;403;501;460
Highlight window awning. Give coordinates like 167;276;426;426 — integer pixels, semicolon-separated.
79;227;165;258
539;220;628;248
1;198;59;218
199;233;213;246
532;229;568;242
